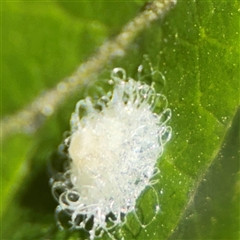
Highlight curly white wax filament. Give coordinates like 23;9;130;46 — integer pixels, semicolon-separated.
51;68;172;240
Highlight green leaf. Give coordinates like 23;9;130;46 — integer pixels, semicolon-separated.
2;1;108;115
169;107;240;240
2;0;239;240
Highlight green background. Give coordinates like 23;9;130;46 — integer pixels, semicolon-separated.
1;0;239;239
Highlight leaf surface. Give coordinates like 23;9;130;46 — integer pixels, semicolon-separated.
2;1;239;239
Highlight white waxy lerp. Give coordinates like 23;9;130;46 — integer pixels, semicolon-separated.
51;67;172;239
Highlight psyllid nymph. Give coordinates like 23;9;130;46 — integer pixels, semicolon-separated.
50;67;172;239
